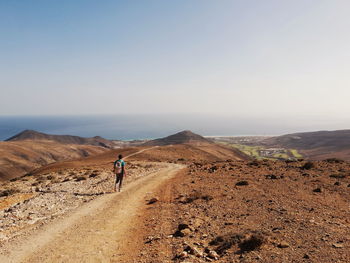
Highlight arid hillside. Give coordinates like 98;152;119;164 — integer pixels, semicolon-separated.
6;130;116;148
130;144;248;163
0;142;349;262
143;130;213;146
0;140;107;181
262;129;350;160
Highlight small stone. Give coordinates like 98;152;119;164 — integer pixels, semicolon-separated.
207;250;219;259
332;243;343;248
188;246;203;257
180;228;192;236
147;197;159;204
236;180;249;186
313;187;322;193
278;241;290;248
179;251;188;259
303;254;310;259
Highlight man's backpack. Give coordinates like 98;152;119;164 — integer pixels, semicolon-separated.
115;160;123;174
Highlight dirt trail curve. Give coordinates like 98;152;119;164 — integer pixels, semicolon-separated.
0;148;183;263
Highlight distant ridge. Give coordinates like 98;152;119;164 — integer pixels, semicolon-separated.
6;130;114;148
262;129;350;150
262;129;350;160
143;130;212;146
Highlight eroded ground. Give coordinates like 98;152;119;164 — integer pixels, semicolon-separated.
0;161;167;244
133;159;350;263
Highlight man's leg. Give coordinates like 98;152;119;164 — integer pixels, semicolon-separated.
115;174;120;192
118;174;124;192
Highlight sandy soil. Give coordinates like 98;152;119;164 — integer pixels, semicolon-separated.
0;162;184;263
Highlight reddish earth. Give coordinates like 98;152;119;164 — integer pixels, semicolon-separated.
0;136;349;262
0;140;107;180
127;159;350;263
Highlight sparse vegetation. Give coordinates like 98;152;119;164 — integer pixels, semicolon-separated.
75;176;87;182
329;174;346;179
219;142;303;161
51;179;61;184
301;161;314;170
325;158;344;163
47;175;55;180
0;188;20;197
209;233;243;255
290;149;303;158
179;192;213;204
238;233;266;253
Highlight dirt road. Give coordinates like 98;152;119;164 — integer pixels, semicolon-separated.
1;162;183;263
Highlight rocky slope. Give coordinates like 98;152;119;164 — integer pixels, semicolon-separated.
0;141;107;180
143;130;213;146
130;159;350;262
6;130;115;148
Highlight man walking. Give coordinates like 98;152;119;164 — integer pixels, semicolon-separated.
113;154;126;192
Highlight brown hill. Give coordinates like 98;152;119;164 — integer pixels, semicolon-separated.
0;141;107;181
143;130;212;146
262;129;350;160
31;142;249;177
6;130;115;148
129;144;249;163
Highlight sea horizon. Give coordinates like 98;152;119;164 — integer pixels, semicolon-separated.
0;114;348;141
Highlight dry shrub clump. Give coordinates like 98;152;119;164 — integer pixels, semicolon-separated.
179;192;213;204
0;188;20;197
75;176;87;182
301;161;314;170
210;232;266;255
325;158;344;163
89;173;98;178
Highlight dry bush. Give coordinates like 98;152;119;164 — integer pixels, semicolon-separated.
329;174;346;179
9;177;19;182
46;175;55;180
180;192;213;204
36;175;46;182
75;176;87;182
238;234;265;252
325;158;344;163
210;232;266;255
0;188;20;197
51;179;61;184
209;234;242;255
301;161;314;170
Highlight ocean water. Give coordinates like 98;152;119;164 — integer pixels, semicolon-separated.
0;114;347;141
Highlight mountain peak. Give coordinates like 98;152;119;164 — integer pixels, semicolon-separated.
5;130;114;148
144;130;210;146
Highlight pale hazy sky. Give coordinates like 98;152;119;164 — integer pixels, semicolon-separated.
1;0;350;122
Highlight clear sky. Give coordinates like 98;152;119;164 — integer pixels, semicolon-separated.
1;1;349;124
